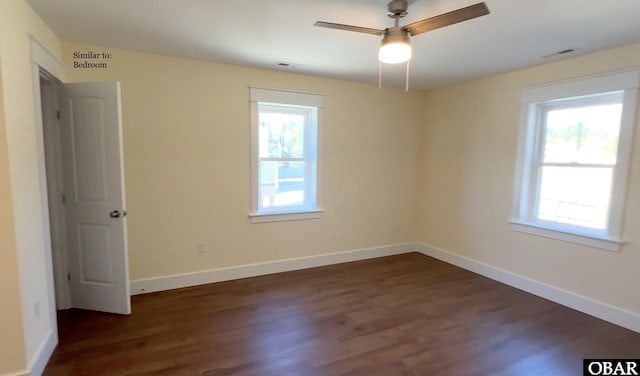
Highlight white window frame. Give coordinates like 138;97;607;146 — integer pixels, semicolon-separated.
510;69;639;251
249;87;324;223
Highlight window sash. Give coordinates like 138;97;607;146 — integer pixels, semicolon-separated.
257;160;313;213
530;164;614;234
511;70;639;250
258;104;310;160
533;93;623;167
250;88;320;218
257;103;313;213
526;92;624;231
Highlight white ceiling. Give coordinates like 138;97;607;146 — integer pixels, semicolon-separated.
26;0;640;90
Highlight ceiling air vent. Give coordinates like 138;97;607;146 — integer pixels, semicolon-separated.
276;61;300;68
543;48;577;59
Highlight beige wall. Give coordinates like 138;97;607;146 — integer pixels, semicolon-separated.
0;62;27;375
418;43;640;314
0;0;63;373
62;42;422;280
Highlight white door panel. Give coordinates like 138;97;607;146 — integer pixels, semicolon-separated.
60;82;130;315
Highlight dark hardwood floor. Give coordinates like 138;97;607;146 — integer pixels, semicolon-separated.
44;253;640;375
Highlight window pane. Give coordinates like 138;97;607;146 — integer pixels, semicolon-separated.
543;103;622;164
259;111;305;158
259;161;306;209
537;166;612;229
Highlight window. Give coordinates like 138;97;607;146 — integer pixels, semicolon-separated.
511;70;639;251
249;87;323;223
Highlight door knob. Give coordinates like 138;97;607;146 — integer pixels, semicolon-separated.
109;210;121;219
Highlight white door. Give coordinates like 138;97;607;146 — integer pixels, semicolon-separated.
59;82;131;315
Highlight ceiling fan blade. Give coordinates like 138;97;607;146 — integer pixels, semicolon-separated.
403;2;489;37
314;21;384;36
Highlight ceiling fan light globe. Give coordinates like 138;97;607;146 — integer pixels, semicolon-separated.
378;42;412;64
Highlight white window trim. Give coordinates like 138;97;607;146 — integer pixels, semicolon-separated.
249;87;324;223
249;210;324;223
510;69;640;251
509;221;622;252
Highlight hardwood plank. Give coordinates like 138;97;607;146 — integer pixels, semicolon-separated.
44;253;640;375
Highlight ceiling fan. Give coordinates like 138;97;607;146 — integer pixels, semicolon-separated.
314;0;490;89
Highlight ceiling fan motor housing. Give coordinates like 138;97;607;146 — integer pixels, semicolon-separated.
387;0;409;18
382;27;410;44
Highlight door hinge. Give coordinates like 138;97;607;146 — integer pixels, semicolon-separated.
56;110;61;120
67;272;71;281
62;193;66;204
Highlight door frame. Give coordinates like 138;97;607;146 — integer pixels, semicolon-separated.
40;72;72;310
28;35;66;374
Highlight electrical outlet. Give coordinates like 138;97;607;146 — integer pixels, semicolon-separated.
197;241;207;254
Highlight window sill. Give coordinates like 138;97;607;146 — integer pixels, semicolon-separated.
509;220;622;252
249;210;324;223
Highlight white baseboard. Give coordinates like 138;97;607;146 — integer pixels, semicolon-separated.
130;242;417;295
26;328;57;376
3;370;29;376
416;242;640;333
